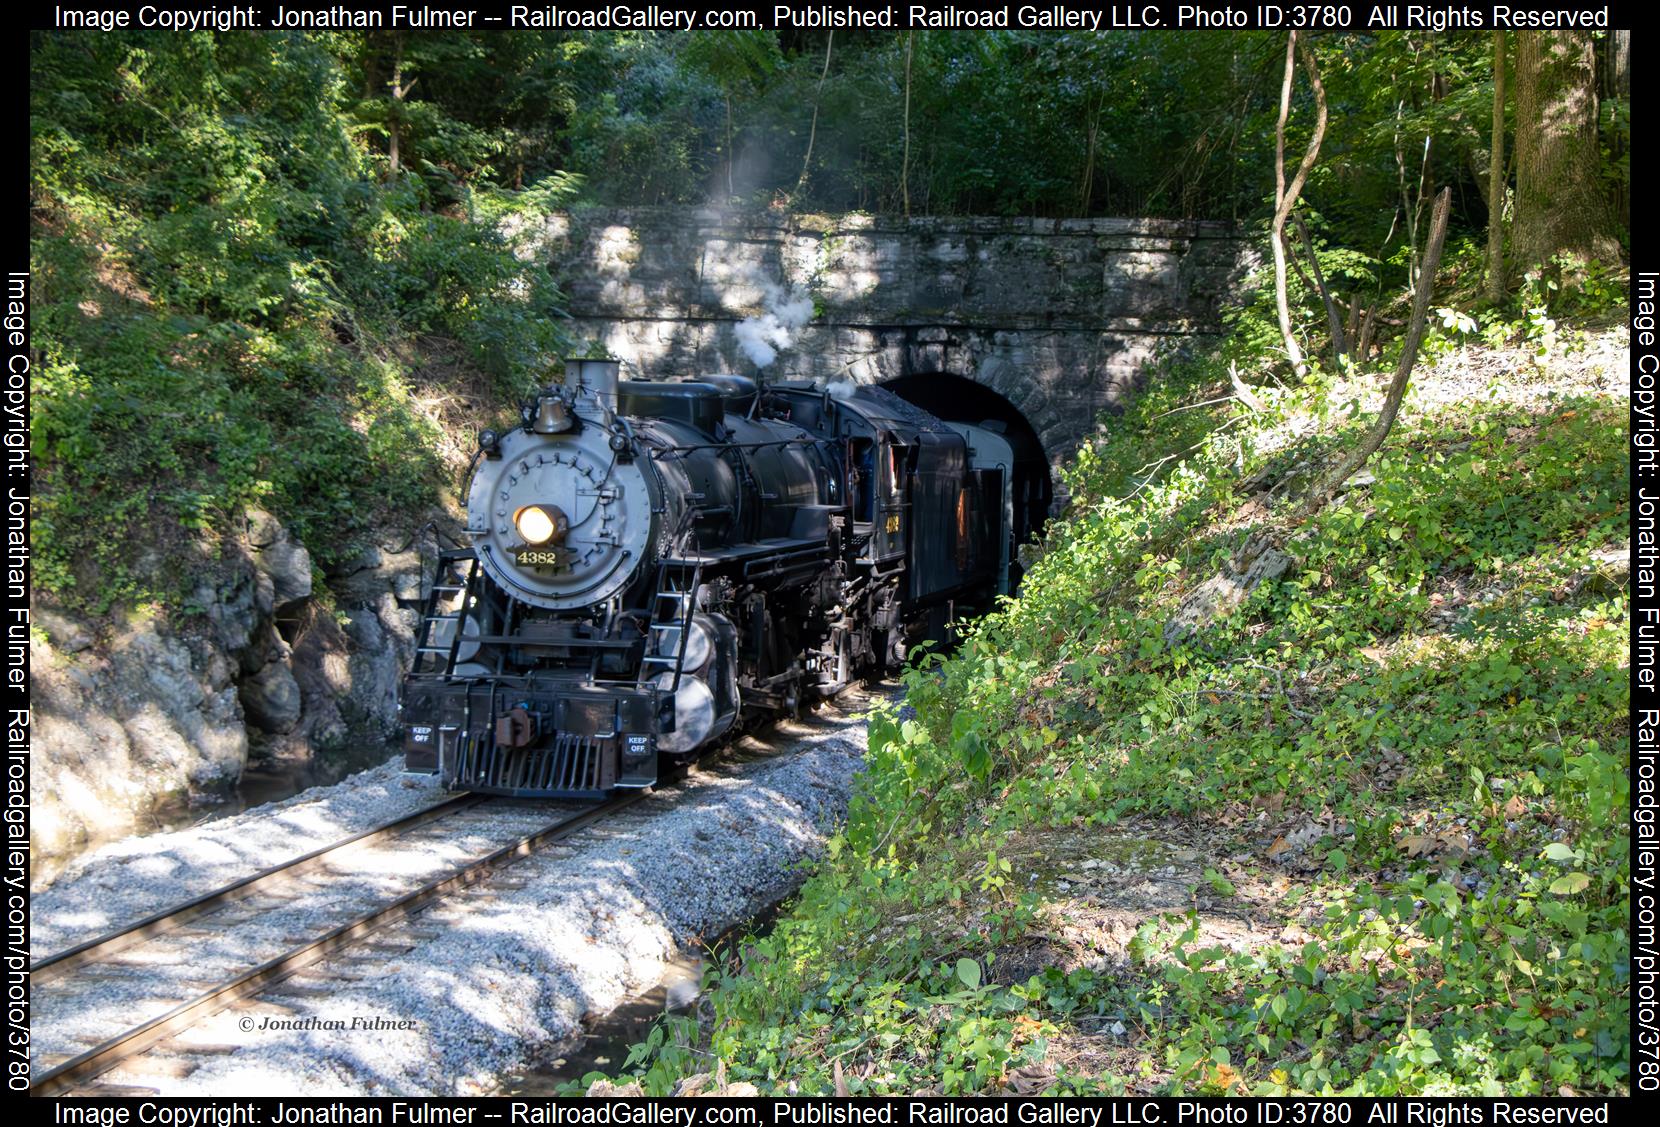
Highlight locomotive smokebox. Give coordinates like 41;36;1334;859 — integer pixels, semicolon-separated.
565;358;621;411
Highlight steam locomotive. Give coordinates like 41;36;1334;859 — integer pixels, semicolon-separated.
400;359;1014;798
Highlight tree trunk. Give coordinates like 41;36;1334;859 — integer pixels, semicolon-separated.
1513;31;1620;270
386;32;406;179
1601;29;1632;100
1598;29;1631;229
1306;189;1451;515
388;57;401;176
725;92;734;200
1079;93;1101;216
1356;301;1378;363
1271;33;1328;381
900;33;913;219
794;32;834;200
1294;211;1347;365
387;34;415;180
1486;30;1507;303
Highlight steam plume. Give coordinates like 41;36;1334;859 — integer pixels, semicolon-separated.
734;279;814;369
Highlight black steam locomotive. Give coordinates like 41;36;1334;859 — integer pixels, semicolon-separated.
400;359;1013;798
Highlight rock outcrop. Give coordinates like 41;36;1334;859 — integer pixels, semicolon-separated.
1163;531;1296;646
30;510;455;874
31;615;247;866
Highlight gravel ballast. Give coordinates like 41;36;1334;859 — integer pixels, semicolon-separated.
32;760;451;958
32;802;577;1070
31;694;876;1095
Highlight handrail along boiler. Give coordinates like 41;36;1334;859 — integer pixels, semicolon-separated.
400;359;1011;797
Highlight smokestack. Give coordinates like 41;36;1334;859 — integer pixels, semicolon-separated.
565;359;621;411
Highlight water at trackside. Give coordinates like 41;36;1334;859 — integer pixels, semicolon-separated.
32;741;398;890
506;898;791;1094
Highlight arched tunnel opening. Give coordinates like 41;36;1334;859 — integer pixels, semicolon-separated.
879;373;1053;589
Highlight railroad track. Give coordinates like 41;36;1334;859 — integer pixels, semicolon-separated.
32;791;646;1096
31;793;489;985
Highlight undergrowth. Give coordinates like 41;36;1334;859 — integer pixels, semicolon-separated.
590;278;1630;1096
30;33;577;615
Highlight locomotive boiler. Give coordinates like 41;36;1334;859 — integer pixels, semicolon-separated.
400;359;1010;798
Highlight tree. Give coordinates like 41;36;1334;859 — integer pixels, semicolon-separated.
681;32;779;201
900;32;913;218
1271;33;1328;380
793;32;834;200
1513;31;1621;270
1486;30;1506;303
1598;29;1630;229
1307;189;1451;514
387;33;411;178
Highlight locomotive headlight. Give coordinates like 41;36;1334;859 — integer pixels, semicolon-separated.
515;505;559;546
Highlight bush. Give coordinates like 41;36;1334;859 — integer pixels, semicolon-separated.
596;322;1629;1096
30;32;576;611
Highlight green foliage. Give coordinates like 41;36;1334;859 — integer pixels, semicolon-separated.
30;32;575;610
28;28;1631;1085
557;31;1291;218
550;27;1628;295
1416;243;1630;367
602;319;1628;1095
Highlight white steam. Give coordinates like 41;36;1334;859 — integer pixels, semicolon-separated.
734;280;814;370
826;377;859;401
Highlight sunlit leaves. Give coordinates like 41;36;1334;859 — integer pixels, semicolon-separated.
30;32;577;609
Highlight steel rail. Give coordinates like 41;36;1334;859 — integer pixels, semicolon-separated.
31;792;491;984
33;790;647;1096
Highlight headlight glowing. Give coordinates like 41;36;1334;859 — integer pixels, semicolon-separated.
515;505;559;546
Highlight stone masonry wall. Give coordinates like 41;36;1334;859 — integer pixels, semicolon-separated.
532;207;1251;473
